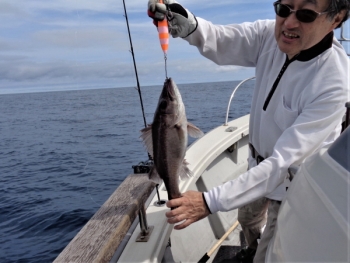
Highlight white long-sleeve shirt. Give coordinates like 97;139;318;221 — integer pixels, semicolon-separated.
185;18;349;213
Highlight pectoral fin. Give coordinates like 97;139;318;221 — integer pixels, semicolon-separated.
179;159;193;180
148;166;162;184
187;122;204;138
140;124;154;157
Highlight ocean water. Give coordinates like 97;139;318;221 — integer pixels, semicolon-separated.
0;80;254;263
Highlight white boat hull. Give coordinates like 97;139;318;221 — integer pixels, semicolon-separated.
117;114;250;263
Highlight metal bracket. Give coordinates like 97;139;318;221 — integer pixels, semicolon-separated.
227;142;237;153
154;200;167;207
225;126;237;132
136;202;154;242
136;226;154;242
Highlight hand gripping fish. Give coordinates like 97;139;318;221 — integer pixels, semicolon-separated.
141;78;203;200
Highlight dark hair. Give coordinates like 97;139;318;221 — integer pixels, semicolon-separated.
325;0;350;28
276;0;350;28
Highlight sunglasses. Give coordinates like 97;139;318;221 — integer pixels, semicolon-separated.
273;1;329;23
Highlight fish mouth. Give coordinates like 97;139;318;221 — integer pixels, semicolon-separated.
164;78;176;101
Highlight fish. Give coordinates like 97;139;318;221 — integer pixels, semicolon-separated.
140;78;204;200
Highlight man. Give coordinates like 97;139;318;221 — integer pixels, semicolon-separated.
148;0;349;262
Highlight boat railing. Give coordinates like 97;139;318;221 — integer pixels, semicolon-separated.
53;173;156;263
225;76;255;126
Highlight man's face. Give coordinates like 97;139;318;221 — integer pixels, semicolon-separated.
275;0;339;59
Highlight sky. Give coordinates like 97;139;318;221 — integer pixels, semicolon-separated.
0;0;348;94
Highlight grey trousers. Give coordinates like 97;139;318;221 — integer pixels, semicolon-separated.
237;198;281;263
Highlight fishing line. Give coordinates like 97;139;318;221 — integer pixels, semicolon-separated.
164;54;168;79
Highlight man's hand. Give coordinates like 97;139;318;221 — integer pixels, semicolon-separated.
147;0;198;38
165;190;210;229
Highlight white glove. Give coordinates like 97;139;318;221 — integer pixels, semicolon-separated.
148;0;198;38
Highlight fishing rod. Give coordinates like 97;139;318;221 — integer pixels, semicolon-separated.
123;1;159;203
122;0;147;129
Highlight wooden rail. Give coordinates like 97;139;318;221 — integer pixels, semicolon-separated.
54;173;155;263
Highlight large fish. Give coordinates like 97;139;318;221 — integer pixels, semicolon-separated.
141;78;203;200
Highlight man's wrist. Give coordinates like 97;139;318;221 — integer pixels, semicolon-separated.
202;192;212;214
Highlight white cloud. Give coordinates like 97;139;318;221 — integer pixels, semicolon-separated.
0;38;20;51
33;28;121;48
0;0;270;93
0;1;27;16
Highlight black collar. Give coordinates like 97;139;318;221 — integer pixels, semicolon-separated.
263;31;334;111
293;31;334;62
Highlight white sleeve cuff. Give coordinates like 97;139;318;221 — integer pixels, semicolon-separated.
203;191;220;214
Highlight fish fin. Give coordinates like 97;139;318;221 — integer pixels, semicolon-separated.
179;159;193;181
149;166;162;184
140;124;154;157
187;122;204;138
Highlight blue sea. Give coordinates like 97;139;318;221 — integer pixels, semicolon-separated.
0;80;254;263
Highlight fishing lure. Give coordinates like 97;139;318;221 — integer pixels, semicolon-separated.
157;0;169;78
